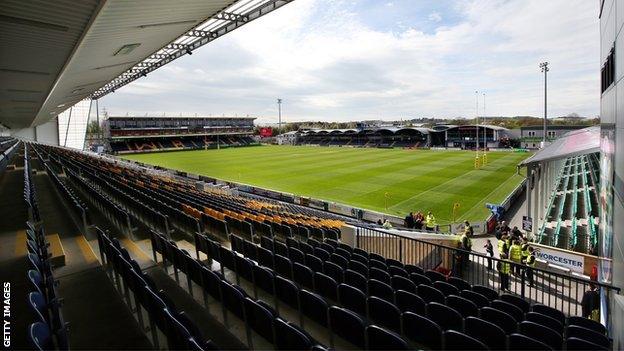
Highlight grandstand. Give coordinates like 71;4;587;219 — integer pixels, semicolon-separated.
295;125;512;149
106;116;257;154
1;0;623;350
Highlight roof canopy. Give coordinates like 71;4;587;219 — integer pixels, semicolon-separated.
519;126;600;166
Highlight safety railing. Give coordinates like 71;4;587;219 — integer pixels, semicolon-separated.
355;226;620;321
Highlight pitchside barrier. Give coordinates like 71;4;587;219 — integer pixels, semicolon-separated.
348;225;620;324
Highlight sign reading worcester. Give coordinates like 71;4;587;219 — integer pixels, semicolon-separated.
534;247;585;273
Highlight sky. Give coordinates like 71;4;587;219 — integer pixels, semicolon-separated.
100;0;600;124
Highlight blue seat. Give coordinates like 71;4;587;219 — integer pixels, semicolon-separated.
298;242;314;255
426;302;463;331
369;267;392;285
395;289;426;315
388;265;409;278
218;246;236;271
386;258;403;269
28;269;44;295
367;297;401;332
566;325;610;349
305;254;324;273
417;284;445;304
443;330;488;350
460;289;489;308
258;246;274;268
366;325;409;350
566;337;609;351
472;284;498;301
401;312;442;350
344;269;368;293
508;333;553;350
274;318;313;351
235;255;254;282
568;316;607;335
338;283;367;316
519;320;562;349
221;280;246;319
531;304;565;325
425;269;446;282
501;293;530;313
329;253;348;270
323;261;344;284
446;295;478;318
464;316;506;350
314;272;338;301
410;272;432;286
368;279;394;303
288;247;305;265
335;247;352;261
480;307;517;334
351;253;369;265
243;298;275;342
276;276;299;308
243;239;258;261
251;265;274;294
348;260;369;277
29;322;53;350
274;241;289;257
274;254;293;279
314;247;330;261
28;292;48;323
525;312;563;335
492;299;524;322
328;306;366;348
300;289;328;327
433;281;459;297
260;236;274;251
293;262;314;289
448;276;471;291
391;275;416;293
320;242;335;254
405;264;424;275
369;259;388;272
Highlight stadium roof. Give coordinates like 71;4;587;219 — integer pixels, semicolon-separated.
0;0;292;129
107;115;256;120
519;126;600;166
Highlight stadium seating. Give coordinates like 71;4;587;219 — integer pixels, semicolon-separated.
537;154;600;254
109;135;257;154
15;142;615;351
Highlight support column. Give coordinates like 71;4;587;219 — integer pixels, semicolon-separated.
526;165;532;234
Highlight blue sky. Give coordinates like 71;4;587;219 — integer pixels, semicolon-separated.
101;0;600;123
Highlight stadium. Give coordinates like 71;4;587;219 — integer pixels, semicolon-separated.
0;1;622;351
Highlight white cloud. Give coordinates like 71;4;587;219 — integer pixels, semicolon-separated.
428;12;442;22
101;0;600;123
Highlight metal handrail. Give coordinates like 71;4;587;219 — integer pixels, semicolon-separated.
355;225;620;320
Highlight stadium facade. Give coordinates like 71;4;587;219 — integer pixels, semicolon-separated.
296;125;513;149
599;0;624;346
105;116;256;153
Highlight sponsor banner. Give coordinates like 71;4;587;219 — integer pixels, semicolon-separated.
522;216;533;232
259;127;273;137
187;173;200;180
534;247;585;273
308;198;327;211
327;202;356;217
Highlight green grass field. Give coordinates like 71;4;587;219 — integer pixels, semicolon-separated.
123;146;529;223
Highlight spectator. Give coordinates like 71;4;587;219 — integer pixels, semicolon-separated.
484;239;494;270
404;212;415;229
495;220;510;240
524;246;536;287
511;226;522;240
377;218;383;225
382;219;393;229
414;211;424;230
425;211;436;231
581;284;600;320
498;233;509;258
498;253;511;291
509;239;523;276
460;221;473;269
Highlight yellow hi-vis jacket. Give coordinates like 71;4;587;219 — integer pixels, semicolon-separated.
509;244;522;262
499;259;511;274
526;254;536;267
498;239;507;256
426;214;436;228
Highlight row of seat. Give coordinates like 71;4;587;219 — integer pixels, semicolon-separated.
23;146;69;350
0;137;19;172
212;234;610;350
149;230;330;350
97;228;218;350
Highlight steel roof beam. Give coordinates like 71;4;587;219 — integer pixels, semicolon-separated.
91;0;294;100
